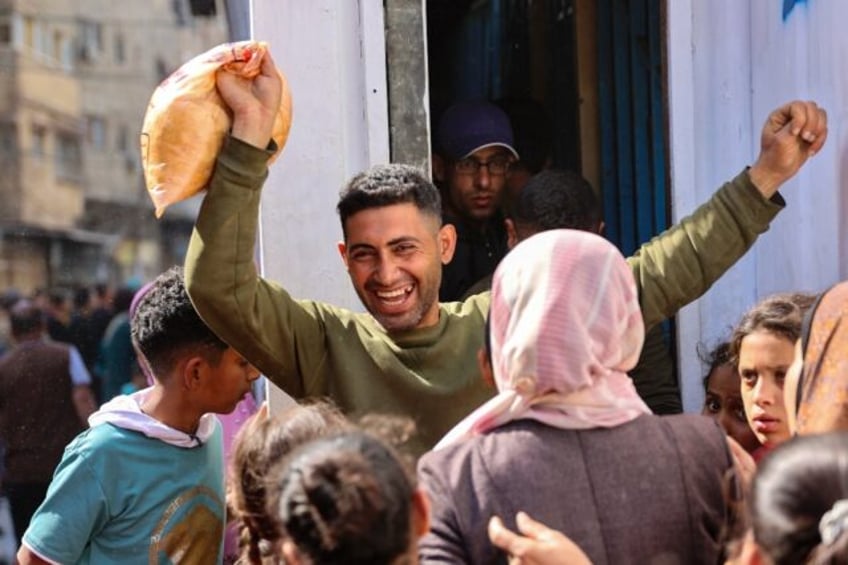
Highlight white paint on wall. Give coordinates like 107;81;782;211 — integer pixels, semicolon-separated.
668;0;847;412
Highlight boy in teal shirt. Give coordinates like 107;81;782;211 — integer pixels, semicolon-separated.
18;267;260;564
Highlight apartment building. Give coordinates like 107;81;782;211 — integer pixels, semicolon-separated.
0;0;227;293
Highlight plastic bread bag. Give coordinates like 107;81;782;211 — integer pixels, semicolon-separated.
140;41;292;218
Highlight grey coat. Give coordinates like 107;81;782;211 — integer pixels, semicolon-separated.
418;415;731;565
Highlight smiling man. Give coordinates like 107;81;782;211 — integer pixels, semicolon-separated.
184;52;827;453
337;168;455;332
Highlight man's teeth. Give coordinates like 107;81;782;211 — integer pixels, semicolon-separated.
377;286;412;299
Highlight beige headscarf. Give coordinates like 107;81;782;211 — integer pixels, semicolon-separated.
436;230;651;449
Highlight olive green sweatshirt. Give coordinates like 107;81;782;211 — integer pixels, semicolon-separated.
185;136;782;453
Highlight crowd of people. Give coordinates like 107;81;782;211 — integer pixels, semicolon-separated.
0;48;845;565
0;281;145;553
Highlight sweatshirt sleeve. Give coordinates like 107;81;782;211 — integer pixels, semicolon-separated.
184;136;328;398
628;169;784;330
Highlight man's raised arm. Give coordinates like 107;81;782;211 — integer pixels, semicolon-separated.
184;51;325;397
628;100;827;330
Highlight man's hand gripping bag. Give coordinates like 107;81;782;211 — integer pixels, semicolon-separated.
141;41;292;217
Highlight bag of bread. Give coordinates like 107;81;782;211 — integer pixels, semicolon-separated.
141;41;292;217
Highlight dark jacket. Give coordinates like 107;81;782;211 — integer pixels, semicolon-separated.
0;340;85;483
440;213;508;302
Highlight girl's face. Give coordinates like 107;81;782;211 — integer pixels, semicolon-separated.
702;363;762;453
739;331;796;448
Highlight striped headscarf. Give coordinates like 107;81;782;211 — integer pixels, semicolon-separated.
436;229;650;449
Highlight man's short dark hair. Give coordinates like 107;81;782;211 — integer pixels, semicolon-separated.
131;266;228;379
336;164;442;238
510;169;601;234
10;300;45;337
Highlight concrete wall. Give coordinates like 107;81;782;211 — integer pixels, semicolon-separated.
668;0;847;411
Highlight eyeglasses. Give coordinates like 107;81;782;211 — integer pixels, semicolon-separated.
453;155;513;176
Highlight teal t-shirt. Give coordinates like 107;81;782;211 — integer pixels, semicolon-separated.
23;421;225;564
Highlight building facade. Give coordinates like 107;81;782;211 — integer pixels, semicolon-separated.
0;0;228;293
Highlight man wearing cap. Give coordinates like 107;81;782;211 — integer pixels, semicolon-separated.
432;100;519;301
184;54;827;453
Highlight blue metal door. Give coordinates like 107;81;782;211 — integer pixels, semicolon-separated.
598;0;668;256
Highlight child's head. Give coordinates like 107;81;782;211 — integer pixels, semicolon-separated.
701;341;761;454
729;293;816;449
229;401;351;564
731;432;848;565
267;430;428;565
131;266;259;413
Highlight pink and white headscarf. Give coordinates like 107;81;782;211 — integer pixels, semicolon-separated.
436;229;651;449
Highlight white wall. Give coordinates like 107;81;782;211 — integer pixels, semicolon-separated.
250;0;391;407
668;0;848;412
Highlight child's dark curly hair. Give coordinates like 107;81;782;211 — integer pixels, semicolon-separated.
130;266;227;379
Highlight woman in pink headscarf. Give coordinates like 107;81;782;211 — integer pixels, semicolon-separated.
417;230;734;565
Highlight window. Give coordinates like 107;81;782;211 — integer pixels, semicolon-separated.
86;116;106;150
172;0;191;26
0;21;11;44
124;152;138;174
53;30;62;61
116;124;129;153
0;123;17;157
33;20;45;55
10;14;23;49
55;133;82;180
114;33;125;64
189;0;217;17
23;15;34;49
155;57;170;82
79;20;103;61
31;125;46;158
61;36;74;70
